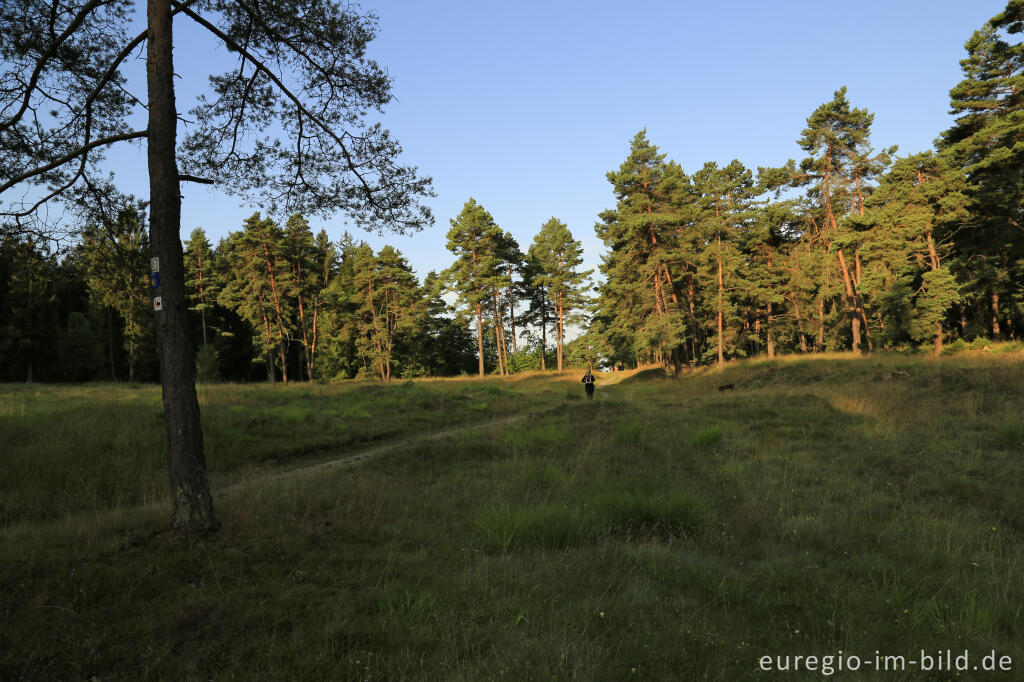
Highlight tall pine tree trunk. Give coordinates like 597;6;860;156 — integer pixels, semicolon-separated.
992;291;1001;341
855;252;872;351
147;0;214;529
492;291;505;376
309;297;320;381
495;289;509;374
296;282;312;382
263;242;288;383
506;265;518;355
556;292;564;371
926;231;944;355
198;261;208;346
540;287;547;371
687;274;698;366
367;280;387;382
717;235;725;369
790;295;808;353
836;248;861;353
817;298;825;351
260;299;275;383
476;301;484;376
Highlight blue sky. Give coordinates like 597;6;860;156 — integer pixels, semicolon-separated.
106;0;1005;285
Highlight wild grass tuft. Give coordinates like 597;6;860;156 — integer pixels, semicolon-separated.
685;424;723;447
476;503;578;551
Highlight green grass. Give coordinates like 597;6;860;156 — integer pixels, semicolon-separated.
3;352;1024;679
0;378;546;525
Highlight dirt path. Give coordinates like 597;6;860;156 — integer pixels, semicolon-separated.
214;413;529;499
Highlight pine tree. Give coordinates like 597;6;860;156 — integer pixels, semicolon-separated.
246;214;293;382
940;0;1024;339
0;0;434;529
595;131;688;368
521;248;556;370
350;245;419;381
530;218;592;371
413;271;478;376
283;214;316;380
859;152;969;353
691;160;757;367
444;199;503;376
794;87;894;352
496;231;525;364
316;232;363;380
306;229;338;380
217;214;295;382
80;203;155;382
743;192;796;359
183;227;219;347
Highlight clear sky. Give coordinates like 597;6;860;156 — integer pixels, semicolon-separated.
105;0;1006;286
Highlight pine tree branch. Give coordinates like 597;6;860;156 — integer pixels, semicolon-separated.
0;0;115;134
172;0;378;205
0;129;148;195
179;174;215;184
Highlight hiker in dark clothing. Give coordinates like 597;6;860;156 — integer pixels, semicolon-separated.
581;369;596;400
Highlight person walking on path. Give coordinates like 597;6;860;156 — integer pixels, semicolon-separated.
581;369;596;400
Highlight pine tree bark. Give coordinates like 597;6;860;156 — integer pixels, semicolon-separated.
473;246;484;376
497;290;509;373
556;291;564;371
926;231;943;355
492;290;506;375
539;284;547;371
790;295;808;353
506;264;518;355
687;274;698;365
817;298;825;351
147;0;214;529
259;295;275;383
262;242;288;383
836;248;861;353
198;257;208;345
294;259;312;381
475;301;484;376
823;146;866;354
367;279;387;382
309;292;322;381
991;291;1001;341
717;235;725;368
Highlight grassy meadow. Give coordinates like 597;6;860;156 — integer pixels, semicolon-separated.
2;351;1024;680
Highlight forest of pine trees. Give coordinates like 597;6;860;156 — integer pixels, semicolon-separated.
1;1;1022;382
0;200;589;382
592;1;1023;368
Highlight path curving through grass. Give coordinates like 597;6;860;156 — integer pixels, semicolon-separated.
214;412;531;499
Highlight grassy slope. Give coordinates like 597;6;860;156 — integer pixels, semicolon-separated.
0;377;554;525
2;353;1024;680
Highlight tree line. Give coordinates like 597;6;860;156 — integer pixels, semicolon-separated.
588;1;1023;370
0;200;594;382
3;1;1022;385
